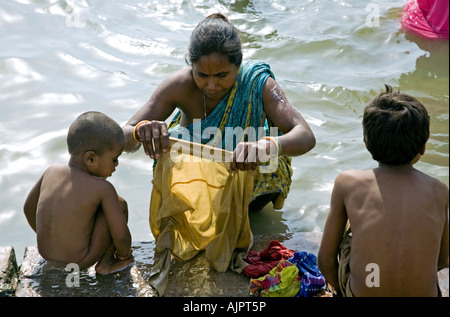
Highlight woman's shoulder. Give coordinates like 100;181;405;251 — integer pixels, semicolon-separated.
167;66;193;84
240;60;274;82
158;66;196;93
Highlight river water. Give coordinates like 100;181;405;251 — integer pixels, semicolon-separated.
1;0;448;263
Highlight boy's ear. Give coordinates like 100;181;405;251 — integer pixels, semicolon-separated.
419;144;426;155
83;151;97;166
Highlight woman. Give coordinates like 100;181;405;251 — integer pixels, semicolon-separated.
123;13;316;211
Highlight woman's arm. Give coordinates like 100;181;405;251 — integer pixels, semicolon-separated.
262;77;316;156
122;70;189;156
231;77;316;172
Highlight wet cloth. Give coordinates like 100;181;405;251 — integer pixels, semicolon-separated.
168;60;292;209
338;226;353;297
288;251;326;297
249;260;301;297
243;240;296;278
147;141;254;296
247;241;326;297
401;0;449;39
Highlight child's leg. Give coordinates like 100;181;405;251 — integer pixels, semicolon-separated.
76;206;112;271
93;197;134;275
77;197;133;273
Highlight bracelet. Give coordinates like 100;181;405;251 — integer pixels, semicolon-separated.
261;136;282;156
133;120;150;143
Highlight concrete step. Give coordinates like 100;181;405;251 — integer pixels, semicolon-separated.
1;232;448;297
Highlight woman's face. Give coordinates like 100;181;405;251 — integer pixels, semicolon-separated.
192;53;240;102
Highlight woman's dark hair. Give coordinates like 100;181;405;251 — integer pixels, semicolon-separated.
187;13;242;66
362;85;430;165
67;111;125;155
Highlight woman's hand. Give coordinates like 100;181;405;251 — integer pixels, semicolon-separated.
231;138;278;172
134;120;169;159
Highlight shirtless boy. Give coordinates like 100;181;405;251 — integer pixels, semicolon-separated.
318;85;449;296
24;111;133;275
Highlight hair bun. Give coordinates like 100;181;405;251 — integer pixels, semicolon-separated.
205;13;229;22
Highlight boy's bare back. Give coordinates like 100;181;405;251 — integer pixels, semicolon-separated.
35;163;118;265
24;112;132;274
335;165;448;296
319;85;449;297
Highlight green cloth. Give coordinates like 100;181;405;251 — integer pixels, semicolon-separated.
249;260;301;297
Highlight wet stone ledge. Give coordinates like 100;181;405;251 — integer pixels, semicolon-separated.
1;232;448;297
0;247;18;297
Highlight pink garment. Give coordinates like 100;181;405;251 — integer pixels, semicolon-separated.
401;0;449;39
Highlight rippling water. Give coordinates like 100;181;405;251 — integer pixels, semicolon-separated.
1;0;448;263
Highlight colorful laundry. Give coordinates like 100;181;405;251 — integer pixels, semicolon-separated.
288;251;327;297
243;240;296;278
249;260;301;297
246;241;326;297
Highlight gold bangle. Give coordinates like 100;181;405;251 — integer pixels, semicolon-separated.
262;136;282;156
133;120;150;143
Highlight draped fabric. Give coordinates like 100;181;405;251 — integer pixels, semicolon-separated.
168;60;292;209
401;0;449;39
147;140;254;296
146;61;295;296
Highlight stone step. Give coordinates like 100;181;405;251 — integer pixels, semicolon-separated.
1;232;448;297
0;247;18;297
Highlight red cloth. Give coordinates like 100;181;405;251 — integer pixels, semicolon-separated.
243;240;296;278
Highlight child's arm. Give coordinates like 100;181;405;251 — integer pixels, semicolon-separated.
23;174;44;232
100;183;132;259
318;173;350;294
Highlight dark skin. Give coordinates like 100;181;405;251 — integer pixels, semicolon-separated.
23;141;133;274
123;53;316;170
318;149;449;296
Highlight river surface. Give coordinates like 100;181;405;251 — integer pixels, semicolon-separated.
1;0;448;263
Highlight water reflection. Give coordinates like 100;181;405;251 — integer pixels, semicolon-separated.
398;34;449;170
0;0;447;262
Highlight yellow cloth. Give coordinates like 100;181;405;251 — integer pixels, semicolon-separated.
148;141;254;296
249;260;301;297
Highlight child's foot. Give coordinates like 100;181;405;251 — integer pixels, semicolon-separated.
95;255;135;275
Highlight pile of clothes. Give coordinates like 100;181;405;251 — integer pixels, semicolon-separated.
243;241;326;297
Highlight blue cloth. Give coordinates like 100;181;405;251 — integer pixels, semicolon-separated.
288;251;326;297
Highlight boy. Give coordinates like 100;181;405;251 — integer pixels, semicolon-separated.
318;85;449;296
24;111;133;275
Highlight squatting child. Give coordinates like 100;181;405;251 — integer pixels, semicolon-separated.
24;111;133;274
